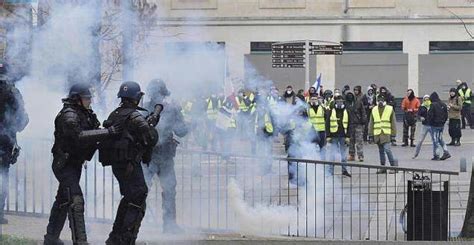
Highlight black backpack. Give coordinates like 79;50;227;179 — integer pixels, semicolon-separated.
439;102;448;124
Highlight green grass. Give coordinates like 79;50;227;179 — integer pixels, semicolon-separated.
0;234;36;245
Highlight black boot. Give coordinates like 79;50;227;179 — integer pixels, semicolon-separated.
44;200;68;245
106;199;128;244
68;195;88;244
410;139;415;147
440;151;451;161
447;139;455;146
455;138;461;146
121;202;146;245
401;139;408;147
163;191;183;234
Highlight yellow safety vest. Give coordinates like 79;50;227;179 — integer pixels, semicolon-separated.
307;106;325;132
329;109;348;134
372;105;393;136
459;88;472;104
267;96;278;110
255;113;273;134
182;101;193;117
236;96;249;112
206;98;221;120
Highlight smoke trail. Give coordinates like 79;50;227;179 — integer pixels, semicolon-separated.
228;179;295;235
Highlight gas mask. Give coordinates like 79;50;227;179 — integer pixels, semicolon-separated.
335;101;345;109
378;101;386;107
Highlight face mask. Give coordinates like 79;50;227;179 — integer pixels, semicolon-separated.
378;101;386;107
463;86;467;90
287;90;292;94
450;92;456;97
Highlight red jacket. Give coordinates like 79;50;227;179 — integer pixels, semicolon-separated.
401;96;420;112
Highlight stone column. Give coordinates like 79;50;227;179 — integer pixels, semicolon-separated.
404;40;429;95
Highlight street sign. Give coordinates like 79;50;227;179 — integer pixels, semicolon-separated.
272;58;305;63
310;50;343;55
272;54;306;58
272;63;305;68
310;44;343;55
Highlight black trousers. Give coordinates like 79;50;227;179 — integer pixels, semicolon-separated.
46;161;86;242
109;162;148;244
448;118;462;139
461;104;472;128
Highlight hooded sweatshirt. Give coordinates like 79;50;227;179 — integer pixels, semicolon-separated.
345;91;367;125
427;92;448;127
379;86;395;107
362;86;376;114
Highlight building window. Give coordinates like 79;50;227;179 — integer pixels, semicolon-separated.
341;41;403;52
429;41;474;53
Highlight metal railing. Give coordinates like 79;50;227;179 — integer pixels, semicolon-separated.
3;138;463;241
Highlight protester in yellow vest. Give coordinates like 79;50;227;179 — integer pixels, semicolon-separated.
325;96;351;177
254;101;274;174
205;94;223;151
235;89;254;139
307;96;328;160
368;96;398;174
458;81;473;129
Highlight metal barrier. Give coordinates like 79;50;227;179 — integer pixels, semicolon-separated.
4;138;461;241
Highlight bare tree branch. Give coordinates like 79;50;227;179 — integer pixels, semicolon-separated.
444;8;474;40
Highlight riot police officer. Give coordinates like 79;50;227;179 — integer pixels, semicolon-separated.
0;62;29;224
141;79;188;233
44;83;121;245
100;81;158;244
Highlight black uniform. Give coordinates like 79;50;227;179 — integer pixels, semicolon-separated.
101;100;158;244
46;99;102;244
142;100;187;232
0;80;29;223
141;79;188;233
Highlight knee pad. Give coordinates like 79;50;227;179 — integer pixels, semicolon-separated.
70;195;85;213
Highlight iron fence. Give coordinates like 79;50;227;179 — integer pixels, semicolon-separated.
3;138;462;241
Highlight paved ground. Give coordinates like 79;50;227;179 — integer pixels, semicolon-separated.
1;124;473;244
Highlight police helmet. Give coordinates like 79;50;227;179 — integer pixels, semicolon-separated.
147;79;170;97
68;83;93;100
117;81;144;101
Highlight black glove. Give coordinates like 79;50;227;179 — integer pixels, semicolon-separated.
107;124;123;135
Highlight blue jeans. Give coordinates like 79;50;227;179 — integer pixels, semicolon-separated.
430;126;448;157
378;142;396;166
328;137;348;174
414;125;432;157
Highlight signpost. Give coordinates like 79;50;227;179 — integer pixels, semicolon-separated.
272;40;343;90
